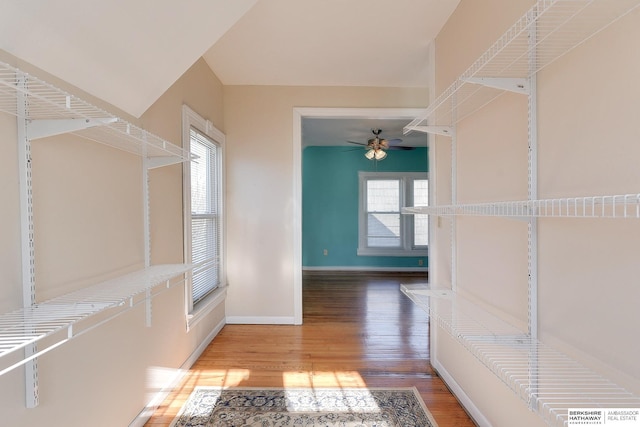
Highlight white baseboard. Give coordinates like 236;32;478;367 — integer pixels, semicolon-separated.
129;317;226;427
226;316;296;325
431;356;492;427
302;266;428;272
183;317;226;367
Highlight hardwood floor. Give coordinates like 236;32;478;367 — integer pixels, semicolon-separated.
144;271;476;426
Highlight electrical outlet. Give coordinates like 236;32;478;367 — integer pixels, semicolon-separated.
418;259;424;266
323;249;328;256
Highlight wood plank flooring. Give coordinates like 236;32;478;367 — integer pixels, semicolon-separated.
144;271;476;426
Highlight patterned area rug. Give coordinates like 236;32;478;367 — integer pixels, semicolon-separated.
170;387;438;427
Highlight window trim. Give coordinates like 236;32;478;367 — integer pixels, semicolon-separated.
357;171;428;257
182;105;226;330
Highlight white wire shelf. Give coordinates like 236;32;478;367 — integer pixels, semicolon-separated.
0;264;191;377
402;193;640;219
401;284;640;427
0;61;194;167
404;0;640;133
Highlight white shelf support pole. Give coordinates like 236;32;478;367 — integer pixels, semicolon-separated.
527;8;539;344
527;7;539;412
142;152;152;327
461;77;530;95
16;74;39;409
143;161;151;269
451;96;458;292
528;93;539;342
27;118;117;140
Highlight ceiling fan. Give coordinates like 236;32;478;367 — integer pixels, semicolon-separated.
347;128;414;161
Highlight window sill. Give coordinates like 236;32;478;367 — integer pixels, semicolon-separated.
357;248;428;257
186;285;226;331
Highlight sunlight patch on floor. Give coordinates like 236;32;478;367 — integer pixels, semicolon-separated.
283;369;367;388
282;387;381;413
187;368;252;387
142;366;187;420
282;370;379;413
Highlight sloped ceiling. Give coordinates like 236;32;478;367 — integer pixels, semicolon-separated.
205;0;460;87
0;0;459;118
0;0;258;117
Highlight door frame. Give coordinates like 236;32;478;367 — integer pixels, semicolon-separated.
292;107;428;324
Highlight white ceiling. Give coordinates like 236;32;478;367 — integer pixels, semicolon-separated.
204;0;460;87
0;0;459;118
0;0;258;117
302;117;427;148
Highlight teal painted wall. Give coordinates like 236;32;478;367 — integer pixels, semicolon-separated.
302;146;428;269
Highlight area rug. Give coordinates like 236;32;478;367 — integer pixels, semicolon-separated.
170;387;438;426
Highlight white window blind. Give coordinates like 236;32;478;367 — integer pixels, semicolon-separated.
189;128;220;305
366;180;401;247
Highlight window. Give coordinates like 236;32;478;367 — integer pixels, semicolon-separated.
183;106;225;325
358;172;428;256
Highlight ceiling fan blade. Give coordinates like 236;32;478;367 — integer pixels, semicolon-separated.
347;140;367;146
386;138;403;145
387;146;415;150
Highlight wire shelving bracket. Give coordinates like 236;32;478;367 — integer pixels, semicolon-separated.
404;0;640;134
402;285;640;427
0;265;191;378
1;59;197;407
0;61;196;167
402;0;640;425
402;193;640;219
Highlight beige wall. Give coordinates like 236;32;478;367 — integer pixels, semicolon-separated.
0;56;225;426
431;0;535;294
0;52;429;424
0;111;21;314
142;58;225;266
432;1;640;426
223;85;428;321
536;5;640;393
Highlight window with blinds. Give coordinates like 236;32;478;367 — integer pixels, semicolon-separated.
366;179;402;247
189;128;221;305
358;172;428;256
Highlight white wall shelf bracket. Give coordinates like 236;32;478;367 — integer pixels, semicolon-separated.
0;265;192;380
402;0;640;425
0;60;197;408
403;0;640;131
402;285;640;427
404;125;453;137
27;118;118;140
0;61;194;165
461;77;530;95
147;156;184;169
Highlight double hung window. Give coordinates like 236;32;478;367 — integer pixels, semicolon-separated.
183;106;225;322
358;172;428;256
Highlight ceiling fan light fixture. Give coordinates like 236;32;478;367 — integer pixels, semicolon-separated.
365;149;375;160
352;129;407;161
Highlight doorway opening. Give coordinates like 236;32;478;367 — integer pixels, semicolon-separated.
292;107;429;324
